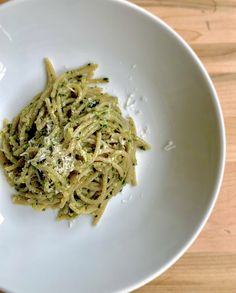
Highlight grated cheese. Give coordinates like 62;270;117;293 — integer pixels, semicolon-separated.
68;219;76;228
139;126;150;138
0;213;4;225
124;94;135;109
121;199;128;204
164;141;176;151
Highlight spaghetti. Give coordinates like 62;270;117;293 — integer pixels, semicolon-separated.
0;59;150;224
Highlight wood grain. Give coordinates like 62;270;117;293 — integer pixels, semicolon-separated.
136;253;236;293
0;0;236;292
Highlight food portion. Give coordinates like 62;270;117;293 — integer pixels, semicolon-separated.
0;59;150;224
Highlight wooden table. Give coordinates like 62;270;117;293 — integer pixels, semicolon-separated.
0;0;235;292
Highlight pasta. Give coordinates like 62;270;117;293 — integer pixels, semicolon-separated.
0;58;150;224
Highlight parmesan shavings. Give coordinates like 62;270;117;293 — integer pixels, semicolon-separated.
164;141;176;151
140;126;150;138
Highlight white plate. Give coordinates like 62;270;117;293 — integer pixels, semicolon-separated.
0;1;225;293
